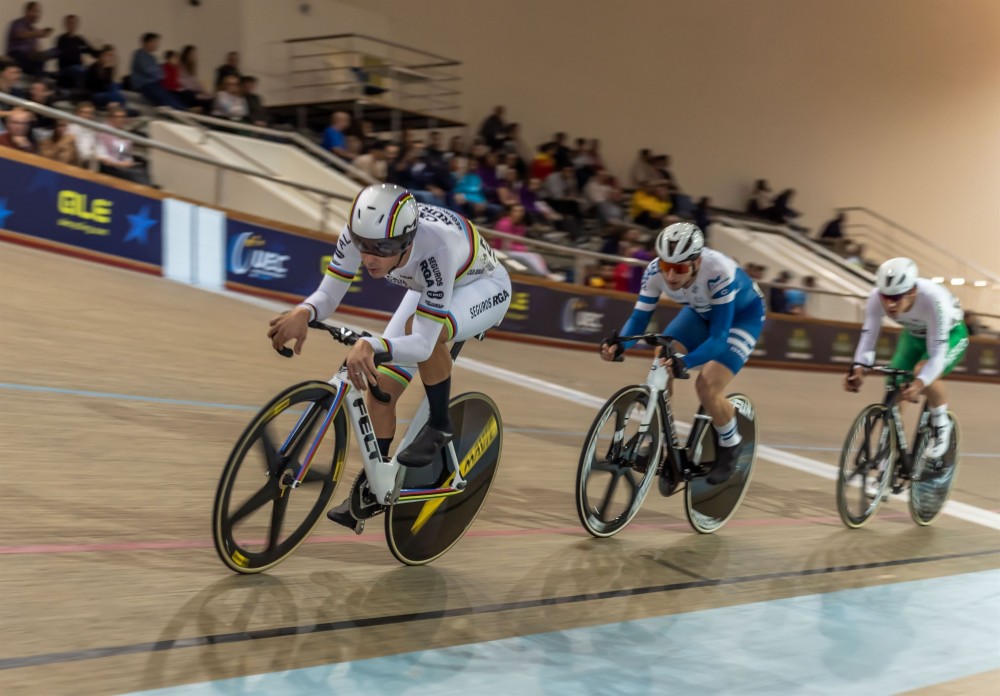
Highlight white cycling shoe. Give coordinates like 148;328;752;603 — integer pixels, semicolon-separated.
926;419;952;460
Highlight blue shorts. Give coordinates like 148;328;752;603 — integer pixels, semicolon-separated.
663;302;765;375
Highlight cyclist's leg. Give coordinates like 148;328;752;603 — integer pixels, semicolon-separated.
398;268;512;465
695;310;764;483
367;289;422;457
661;307;706;398
916;324;968;456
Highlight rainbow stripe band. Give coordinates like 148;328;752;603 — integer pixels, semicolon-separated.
378;364;412;387
416;304;457;341
385;193;415;238
325;264;355;283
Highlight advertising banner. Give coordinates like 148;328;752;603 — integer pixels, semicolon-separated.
221;217;999;382
0;155;162;268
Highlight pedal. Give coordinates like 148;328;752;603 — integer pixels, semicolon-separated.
353;519;365;536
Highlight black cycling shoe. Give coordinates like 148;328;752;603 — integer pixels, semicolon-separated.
326;497;356;529
708;441;745;485
397;423;453;468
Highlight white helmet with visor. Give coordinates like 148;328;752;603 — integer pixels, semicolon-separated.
347;184;419;257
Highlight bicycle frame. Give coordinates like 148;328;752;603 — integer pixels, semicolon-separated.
875;370;931;484
281;340;469;508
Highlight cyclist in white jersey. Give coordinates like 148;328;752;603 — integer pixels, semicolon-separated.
844;257;967;458
601;222;767;484
268;184;511;525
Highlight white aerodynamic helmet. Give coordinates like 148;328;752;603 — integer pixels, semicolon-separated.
876;257;918;297
347;184;419;256
655;222;704;265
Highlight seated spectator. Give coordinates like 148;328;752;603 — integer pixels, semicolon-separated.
492;203;529;252
445;134;467;162
212;72;247;121
0;56;25;101
819;211;845;239
424;129;445;163
351;139;388;181
177;45;213;112
543;165;583;221
693;196;712;239
529;141;556;181
66;100;97;165
630;180;672;229
5;2;56;76
0;107;37;152
769;270;793;314
161;49;180;91
55;13;97;89
321;110;353;160
96;106;149;185
746;179;772;216
761;188;801;225
39;118;76;165
214;51;240;91
83;45;125;108
25;77;56;133
130;33;185;109
519;176;563;228
451;156;491;220
552;131;572;169
584;168;623;225
649;154;678;191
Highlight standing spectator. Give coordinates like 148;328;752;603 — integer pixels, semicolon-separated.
5;2;56;76
240;76;268;126
66;100;97;165
211;73;247;121
96;106;149;185
478;105;505;149
322;111;353;160
769;270;793;314
39;119;76;165
214;50;240;89
0;108;37;152
501;122;529;172
176;45;213;111
83;45;125;107
552;131;572;170
130;33;185;109
746;179;772;216
629;148;656;186
55;14;97;89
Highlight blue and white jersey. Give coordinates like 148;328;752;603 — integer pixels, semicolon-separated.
634;249;763;318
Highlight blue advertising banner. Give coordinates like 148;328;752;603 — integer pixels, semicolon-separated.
0;155;162;268
224;217;406;313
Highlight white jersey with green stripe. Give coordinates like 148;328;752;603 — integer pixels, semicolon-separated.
853;278;964;385
301;203;500;364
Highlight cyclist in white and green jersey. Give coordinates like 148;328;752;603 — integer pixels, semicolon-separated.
844;257;968;458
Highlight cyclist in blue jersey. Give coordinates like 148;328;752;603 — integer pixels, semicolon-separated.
600;222;767;484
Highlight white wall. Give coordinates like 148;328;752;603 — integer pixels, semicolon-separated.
5;0;998;274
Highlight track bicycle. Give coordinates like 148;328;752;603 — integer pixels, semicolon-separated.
837;363;960;528
576;333;759;536
212;321;503;572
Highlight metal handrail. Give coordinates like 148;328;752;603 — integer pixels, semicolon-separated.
284;33;461;69
0;92;355;210
837;206;1000;284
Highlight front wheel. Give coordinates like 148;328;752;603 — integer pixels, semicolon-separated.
212;381;350;573
576;385;664;538
909;413;960;526
836;404;896;529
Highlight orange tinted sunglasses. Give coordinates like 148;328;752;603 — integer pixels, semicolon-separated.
659;259;692;274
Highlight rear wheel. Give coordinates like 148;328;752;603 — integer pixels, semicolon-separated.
836;404;896;529
385;392;503;565
684;393;759;534
576;385;664;538
909;413;960;526
212;381;349;573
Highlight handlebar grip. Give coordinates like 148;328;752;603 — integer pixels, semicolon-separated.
368;382;391;403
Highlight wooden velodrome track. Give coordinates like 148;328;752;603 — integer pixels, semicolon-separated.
1;243;998;695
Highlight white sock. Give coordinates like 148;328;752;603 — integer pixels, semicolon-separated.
715;417;742;448
930;405;948;427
